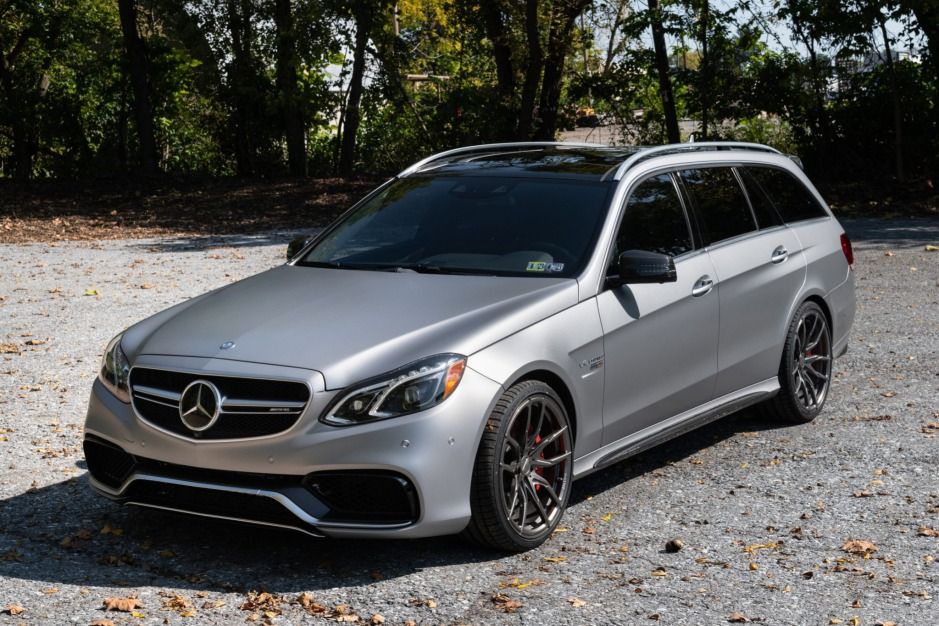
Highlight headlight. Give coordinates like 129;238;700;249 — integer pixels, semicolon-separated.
99;333;131;402
322;354;466;426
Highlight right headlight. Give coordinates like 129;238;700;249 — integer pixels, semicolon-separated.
98;333;131;403
322;354;466;426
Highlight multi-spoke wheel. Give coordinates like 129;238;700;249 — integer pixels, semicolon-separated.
761;301;833;423
464;380;573;551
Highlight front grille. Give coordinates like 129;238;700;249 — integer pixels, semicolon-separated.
124;480;312;531
84;436;137;488
305;471;420;524
129;367;310;439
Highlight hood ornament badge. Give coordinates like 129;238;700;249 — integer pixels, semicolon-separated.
219;341;236;350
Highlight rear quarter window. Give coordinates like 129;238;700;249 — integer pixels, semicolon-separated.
678;167;756;245
740;166;828;223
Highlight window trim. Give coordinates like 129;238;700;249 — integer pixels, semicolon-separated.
603;169;698;280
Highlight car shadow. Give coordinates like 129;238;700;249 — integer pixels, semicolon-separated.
570;407;789;507
0;409;788;594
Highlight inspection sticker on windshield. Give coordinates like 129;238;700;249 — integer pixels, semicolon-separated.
526;261;564;273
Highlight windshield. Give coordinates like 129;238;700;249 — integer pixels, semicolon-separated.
298;176;612;277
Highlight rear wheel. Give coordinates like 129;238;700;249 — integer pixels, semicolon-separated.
762;301;833;423
463;381;573;552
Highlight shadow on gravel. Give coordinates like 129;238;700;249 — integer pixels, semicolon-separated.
128;230;317;253
571;407;789;507
842;217;939;249
0;408;790;595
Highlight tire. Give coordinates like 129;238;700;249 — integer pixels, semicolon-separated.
761;301;833;424
463;380;574;552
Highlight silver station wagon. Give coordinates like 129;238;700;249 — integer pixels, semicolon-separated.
85;142;856;551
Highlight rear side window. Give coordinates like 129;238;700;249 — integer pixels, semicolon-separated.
613;173;693;264
678;167;756;244
737;168;784;229
741;166;828;223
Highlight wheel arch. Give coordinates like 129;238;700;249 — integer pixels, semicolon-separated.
509;369;578;445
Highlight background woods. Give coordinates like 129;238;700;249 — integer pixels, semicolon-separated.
0;0;938;191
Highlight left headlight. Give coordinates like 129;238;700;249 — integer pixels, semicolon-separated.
322;354;467;426
99;333;131;403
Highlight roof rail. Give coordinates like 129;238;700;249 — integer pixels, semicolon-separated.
397;141;608;177
607;142;783;181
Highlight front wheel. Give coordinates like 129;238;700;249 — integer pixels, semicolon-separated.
463;381;573;551
761;301;833;424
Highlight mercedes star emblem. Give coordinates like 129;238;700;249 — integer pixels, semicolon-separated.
178;379;222;431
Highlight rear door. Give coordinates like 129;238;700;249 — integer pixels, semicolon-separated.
597;172;719;444
678;166;806;398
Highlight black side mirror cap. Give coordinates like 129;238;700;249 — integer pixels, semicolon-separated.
608;250;677;286
287;236;312;260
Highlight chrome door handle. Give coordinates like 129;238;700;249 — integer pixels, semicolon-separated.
771;246;789;264
692;276;713;297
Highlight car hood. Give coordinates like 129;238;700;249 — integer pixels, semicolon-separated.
123;265;578;389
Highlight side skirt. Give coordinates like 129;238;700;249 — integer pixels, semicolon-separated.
573;378;779;478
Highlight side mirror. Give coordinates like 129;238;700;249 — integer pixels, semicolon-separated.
287;236;312;260
609;250;677;286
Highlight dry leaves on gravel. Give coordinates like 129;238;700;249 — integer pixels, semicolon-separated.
4;605;25;615
89;620;115;626
842;539;878;558
161;592;196;617
240;591;281;617
102;597;141;612
918;526;939;537
568;597;588;608
728;612;750;622
492;594;523;613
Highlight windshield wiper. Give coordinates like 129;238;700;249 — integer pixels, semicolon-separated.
389;264;494;276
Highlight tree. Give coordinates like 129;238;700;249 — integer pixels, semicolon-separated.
338;1;375;176
648;0;680;143
117;0;159;175
274;0;306;176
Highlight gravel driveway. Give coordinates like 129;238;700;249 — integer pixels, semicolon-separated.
0;219;937;626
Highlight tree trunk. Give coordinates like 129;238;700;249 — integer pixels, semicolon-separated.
516;0;543;139
117;0;159;175
226;0;254;176
534;0;591;140
339;2;372;178
480;0;515;104
699;0;709;140
879;18;904;183
649;0;680;143
274;0;306;176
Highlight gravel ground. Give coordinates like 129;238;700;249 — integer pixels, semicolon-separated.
0;219;937;626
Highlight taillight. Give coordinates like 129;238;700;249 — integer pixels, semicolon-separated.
840;233;854;269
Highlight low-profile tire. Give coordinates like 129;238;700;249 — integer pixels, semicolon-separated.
463;380;573;552
761;300;833;424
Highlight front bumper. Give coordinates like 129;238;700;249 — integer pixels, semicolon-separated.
83;355;502;538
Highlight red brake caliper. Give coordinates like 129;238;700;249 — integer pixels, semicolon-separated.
533;434;544;491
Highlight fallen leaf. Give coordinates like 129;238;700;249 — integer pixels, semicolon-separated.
651;568;667;577
4;604;25;615
103;597;142;612
925;245;939;251
743;542;779;554
568;597;587;608
874;621;898;626
84;288;100;296
239;591;280;616
491;594;523;613
880;391;896;398
24;338;45;345
728;612;749;623
90;621;115;626
601;512;614;522
0;343;20;354
139;283;154;289
918;526;938;537
499;577;544;590
370;614;385;625
842;539;878;558
543;556;567;563
884;251;895;256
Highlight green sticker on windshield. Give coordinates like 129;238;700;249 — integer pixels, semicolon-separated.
527;261;564;273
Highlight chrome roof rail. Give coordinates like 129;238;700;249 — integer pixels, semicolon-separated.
397;141;609;177
607;142;783;181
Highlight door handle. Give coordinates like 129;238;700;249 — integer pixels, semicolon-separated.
692;275;713;297
771;246;789;264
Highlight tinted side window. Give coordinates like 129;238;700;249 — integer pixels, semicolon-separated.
742;166;828;223
613;174;693;265
737;168;784;229
679;167;756;245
